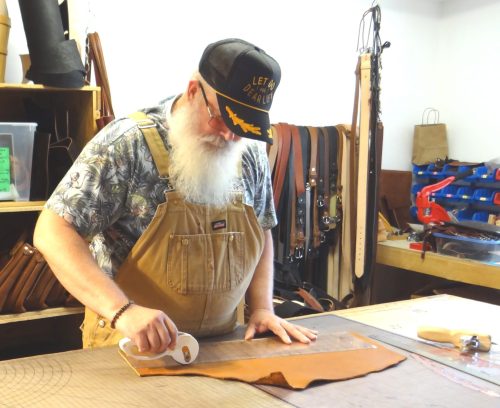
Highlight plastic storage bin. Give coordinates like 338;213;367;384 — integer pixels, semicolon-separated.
433;232;500;263
473;188;495;204
0;122;36;201
455;186;474;202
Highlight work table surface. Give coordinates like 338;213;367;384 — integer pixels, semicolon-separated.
1;295;499;408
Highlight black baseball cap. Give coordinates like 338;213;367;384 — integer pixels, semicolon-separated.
199;38;281;144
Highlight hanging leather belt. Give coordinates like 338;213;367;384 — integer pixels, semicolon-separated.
272;123;291;210
298;126;312;257
272;123;290;263
315;127;327;245
306;126;320;250
290;125;307;259
348;58;361;273
322;126;342;232
268;125;280;176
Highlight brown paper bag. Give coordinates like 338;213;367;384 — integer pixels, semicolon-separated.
412;108;448;165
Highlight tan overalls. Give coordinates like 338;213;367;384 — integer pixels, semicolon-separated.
82;113;264;347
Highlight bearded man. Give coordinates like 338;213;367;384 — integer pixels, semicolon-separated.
34;38;317;354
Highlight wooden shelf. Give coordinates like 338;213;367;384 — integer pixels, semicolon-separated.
377;240;500;290
0;84;101;150
0;201;45;212
0;83;100;92
0;306;84;325
0;307;85;360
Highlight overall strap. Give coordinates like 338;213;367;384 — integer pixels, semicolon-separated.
128;111;169;178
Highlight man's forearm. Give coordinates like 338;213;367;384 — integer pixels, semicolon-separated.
246;229;274;313
33;208;129;320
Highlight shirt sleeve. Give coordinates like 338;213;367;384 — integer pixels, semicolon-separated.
45;119;139;240
242;140;278;230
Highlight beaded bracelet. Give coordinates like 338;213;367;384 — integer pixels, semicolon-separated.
110;300;134;329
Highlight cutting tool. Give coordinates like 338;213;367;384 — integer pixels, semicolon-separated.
417;326;492;353
119;332;199;364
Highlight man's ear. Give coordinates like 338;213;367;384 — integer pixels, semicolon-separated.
186;80;199;100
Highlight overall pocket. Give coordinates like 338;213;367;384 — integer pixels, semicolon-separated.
166;232;244;295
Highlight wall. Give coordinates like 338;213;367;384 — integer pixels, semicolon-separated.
3;0;498;170
437;0;500;164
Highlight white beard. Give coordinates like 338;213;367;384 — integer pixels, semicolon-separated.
167;101;245;207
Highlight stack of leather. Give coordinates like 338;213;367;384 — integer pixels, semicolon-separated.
0;233;80;314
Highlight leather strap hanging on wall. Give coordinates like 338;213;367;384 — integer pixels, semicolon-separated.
348;58;361;278
317;127;327;236
86;32;115;130
297;126;311;257
289;124;306;260
347;5;389;303
336;124;355;301
272;123;291;211
267;126;280;175
306;126;320;251
322;126;342;235
329;125;343;230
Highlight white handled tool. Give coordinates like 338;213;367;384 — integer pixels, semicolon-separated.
417;326;492;353
119;332;199;364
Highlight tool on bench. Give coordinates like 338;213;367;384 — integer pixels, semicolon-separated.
416;158;499;226
417;326;492;353
119;332;199;364
416;176;457;224
370;329;500;386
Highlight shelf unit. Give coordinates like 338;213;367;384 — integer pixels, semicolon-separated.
377;240;500;290
0;84;100;359
0;201;45;212
0;306;85;360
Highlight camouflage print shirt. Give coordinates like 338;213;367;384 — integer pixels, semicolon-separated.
45;96;277;278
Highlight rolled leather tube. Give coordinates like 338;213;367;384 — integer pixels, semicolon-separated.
18;0;85;87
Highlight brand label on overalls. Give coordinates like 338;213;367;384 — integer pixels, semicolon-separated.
212;220;226;230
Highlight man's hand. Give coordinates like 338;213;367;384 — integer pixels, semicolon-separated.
115;304;179;354
244;308;318;344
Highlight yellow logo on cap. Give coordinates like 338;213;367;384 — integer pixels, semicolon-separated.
225;106;262;136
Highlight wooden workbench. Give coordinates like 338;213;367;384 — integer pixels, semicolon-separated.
377;240;500;289
1;295;499;407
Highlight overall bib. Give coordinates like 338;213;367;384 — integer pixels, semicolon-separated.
82;113;264;348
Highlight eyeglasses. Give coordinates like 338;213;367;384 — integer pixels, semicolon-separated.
198;81;227;131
